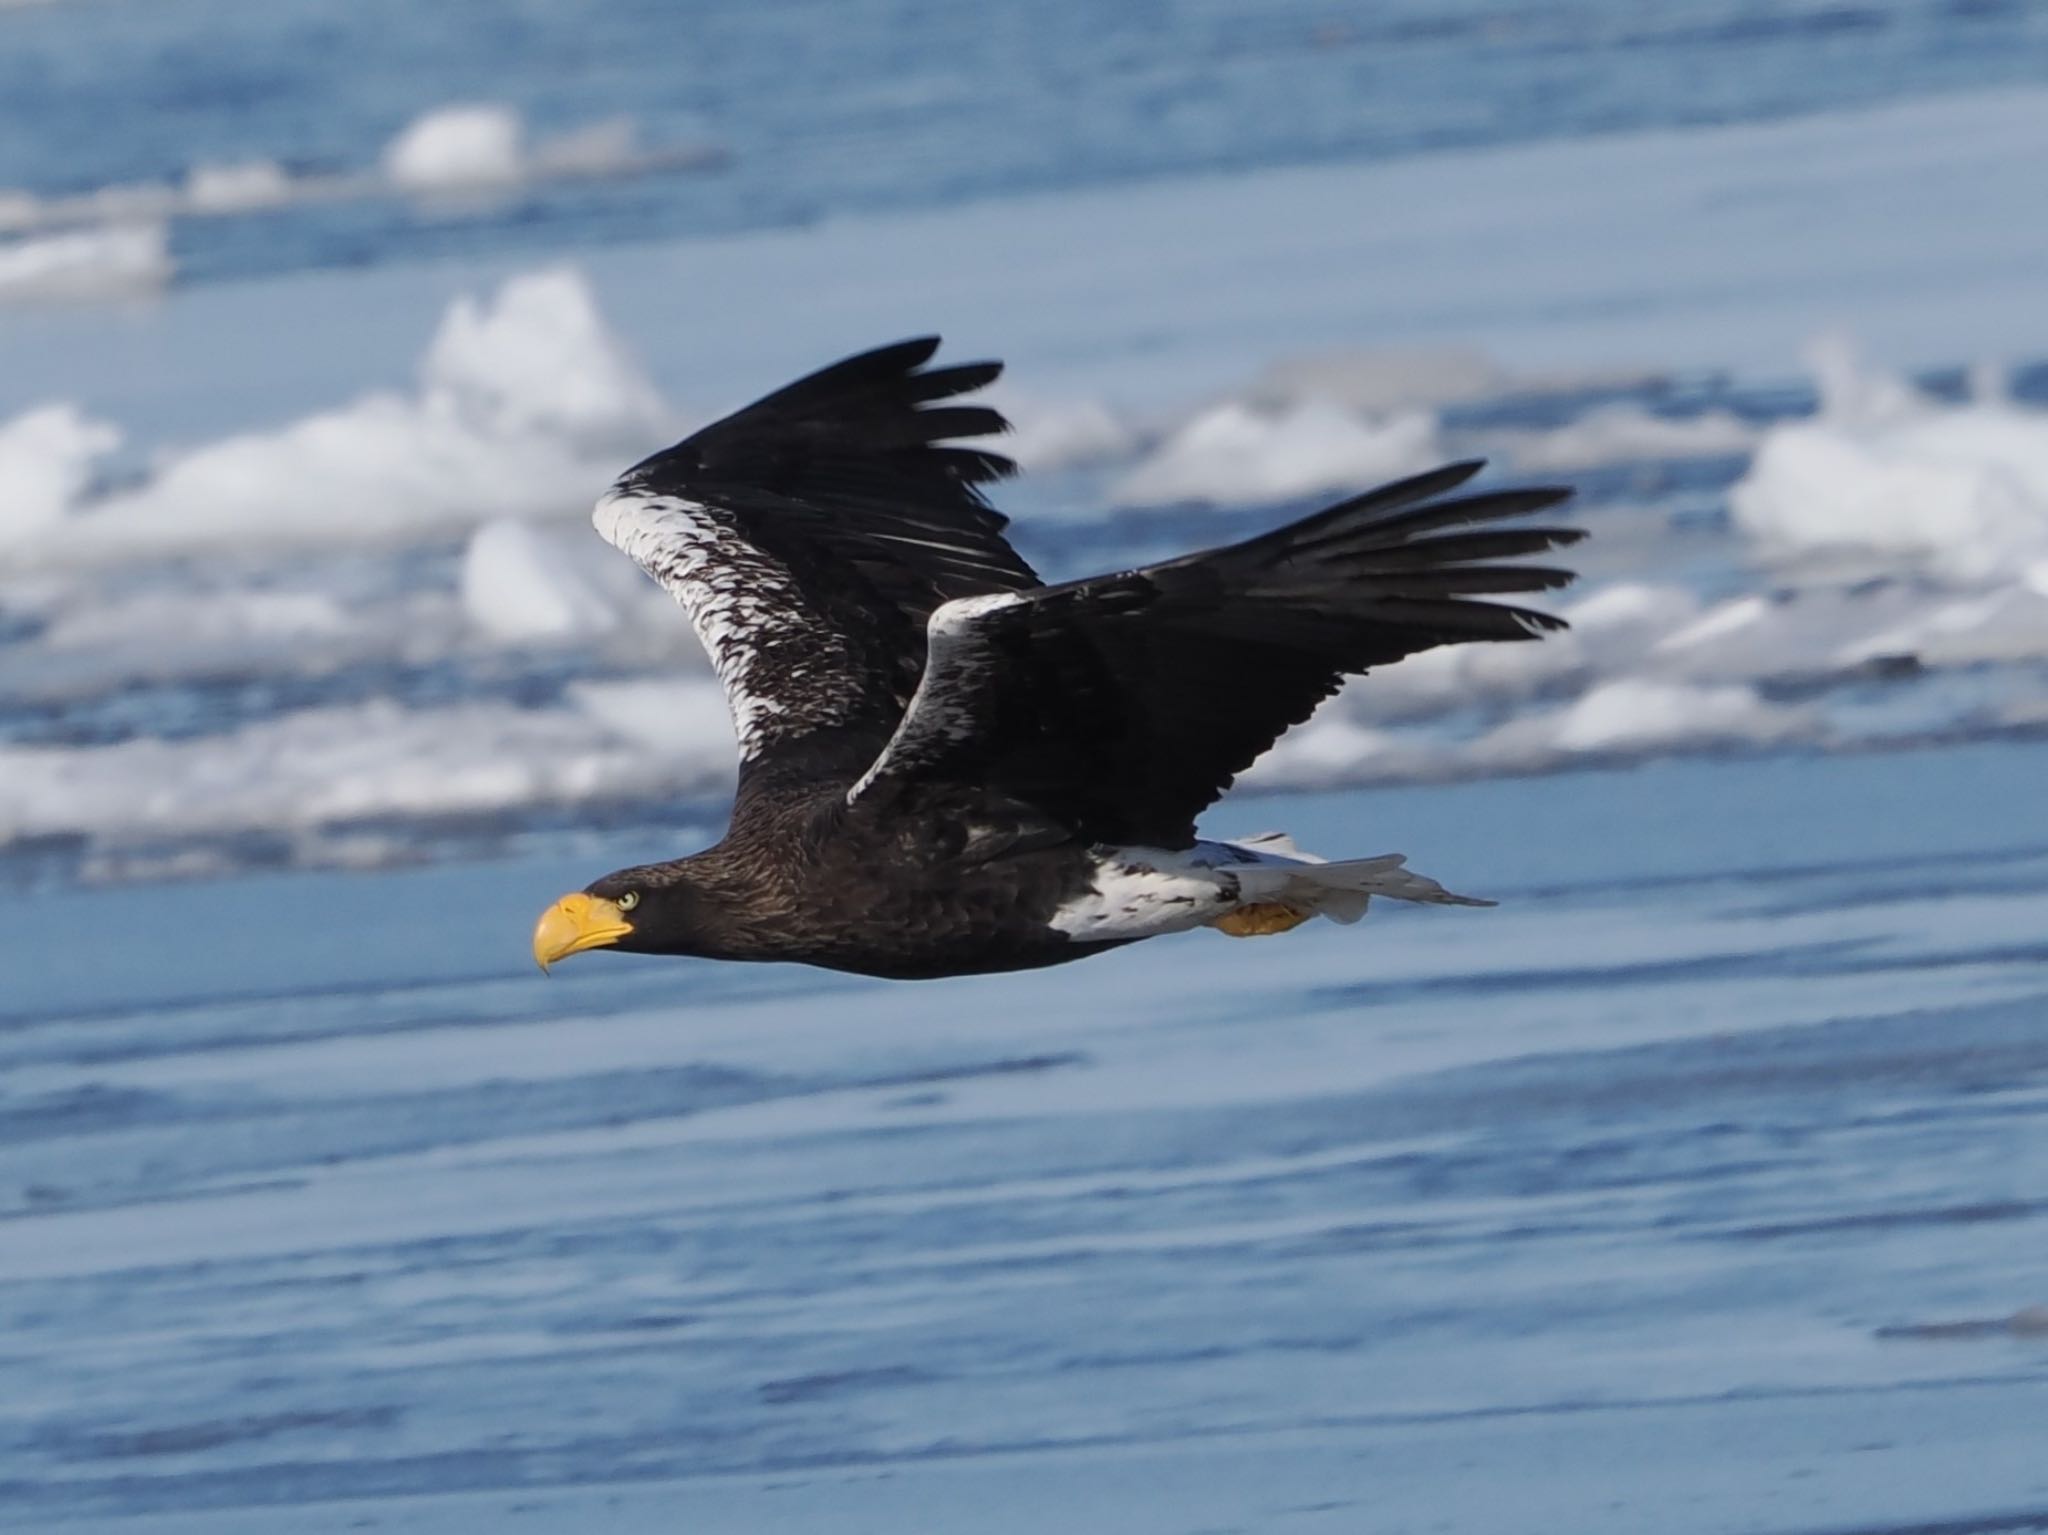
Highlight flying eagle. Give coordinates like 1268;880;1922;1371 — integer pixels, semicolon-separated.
532;339;1580;980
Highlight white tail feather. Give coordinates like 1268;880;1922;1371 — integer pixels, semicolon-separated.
1223;842;1493;925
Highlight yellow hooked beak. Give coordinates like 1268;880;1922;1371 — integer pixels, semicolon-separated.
532;892;634;972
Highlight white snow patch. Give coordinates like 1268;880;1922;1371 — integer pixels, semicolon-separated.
24;268;670;562
993;393;1137;472
0;189;39;232
0;404;120;546
1239;718;1423;790
461;520;618;642
382;104;527;191
1653;595;1771;654
184;159;295;213
1834;586;2048;669
382;106;660;194
0;222;171;303
0;692;736;847
567;676;738;764
1733;336;2048;582
1358;582;1702;718
422;267;666;446
40;589;351;654
1542;678;1809;755
1113;399;1442;507
1502;403;1757;471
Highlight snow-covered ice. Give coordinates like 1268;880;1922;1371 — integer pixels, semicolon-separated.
5;268;671;565
459;520;618;642
181;159;294;214
0;402;117;544
381;104;528;192
1113;398;1443;507
1734;336;2048;582
0;222;170;303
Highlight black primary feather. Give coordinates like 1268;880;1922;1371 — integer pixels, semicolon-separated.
597;338;1045;782
857;461;1582;847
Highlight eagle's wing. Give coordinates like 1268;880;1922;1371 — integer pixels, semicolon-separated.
594;337;1040;776
850;462;1582;847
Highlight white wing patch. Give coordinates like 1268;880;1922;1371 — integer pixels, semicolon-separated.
594;487;860;758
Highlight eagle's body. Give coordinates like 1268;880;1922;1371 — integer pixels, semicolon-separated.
533;339;1582;980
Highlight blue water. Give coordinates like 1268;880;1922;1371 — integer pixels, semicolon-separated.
6;745;2048;1531
6;0;2048;284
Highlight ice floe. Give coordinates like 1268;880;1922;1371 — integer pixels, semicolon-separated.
0;107;719;312
461;521;619;643
989;392;1137;472
0;692;731;847
1733;336;2048;582
183;159;296;214
1498;403;1758;472
0;404;119;545
381;104;689;195
1114;399;1442;507
0;223;171;303
15;268;671;562
382;104;528;192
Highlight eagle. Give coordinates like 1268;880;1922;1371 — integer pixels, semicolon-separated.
531;338;1581;980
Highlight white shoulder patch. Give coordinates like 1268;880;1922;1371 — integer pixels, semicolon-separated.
848;589;1026;801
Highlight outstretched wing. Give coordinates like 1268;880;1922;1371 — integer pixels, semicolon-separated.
851;462;1581;847
594;337;1041;775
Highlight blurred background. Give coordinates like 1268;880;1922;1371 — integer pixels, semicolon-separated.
3;2;2048;1530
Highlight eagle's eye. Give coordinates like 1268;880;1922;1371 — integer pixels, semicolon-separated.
617;890;640;911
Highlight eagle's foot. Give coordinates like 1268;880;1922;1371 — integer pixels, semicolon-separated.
1209;902;1313;938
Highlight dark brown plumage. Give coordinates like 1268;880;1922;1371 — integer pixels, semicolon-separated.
532;338;1582;979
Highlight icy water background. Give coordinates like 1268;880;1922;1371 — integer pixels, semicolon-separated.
4;0;2048;1529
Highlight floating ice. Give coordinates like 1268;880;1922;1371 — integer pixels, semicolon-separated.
1237;718;1420;790
1113;399;1442;507
422;267;667;447
1733;336;2048;582
1538;678;1809;756
41;588;351;652
0;692;730;847
567;676;737;764
0;223;171;303
382;104;527;191
184;159;295;213
0;189;38;232
1501;403;1757;471
381;105;664;194
0;404;120;546
461;521;619;642
31;268;670;561
993;393;1136;472
1833;585;2048;669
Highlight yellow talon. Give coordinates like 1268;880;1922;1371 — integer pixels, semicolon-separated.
1209;903;1313;938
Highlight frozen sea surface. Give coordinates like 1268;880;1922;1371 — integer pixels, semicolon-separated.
5;742;2048;1531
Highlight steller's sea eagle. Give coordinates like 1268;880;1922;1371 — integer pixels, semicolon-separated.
532;338;1581;980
